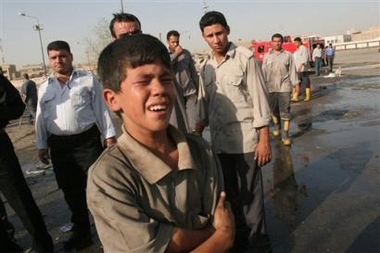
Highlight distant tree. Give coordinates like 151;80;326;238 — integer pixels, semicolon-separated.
82;18;112;72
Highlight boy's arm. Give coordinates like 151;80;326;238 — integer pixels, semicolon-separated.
166;227;214;253
166;192;234;253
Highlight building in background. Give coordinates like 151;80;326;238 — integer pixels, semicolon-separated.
0;64;17;80
323;34;352;45
18;64;47;78
351;26;380;41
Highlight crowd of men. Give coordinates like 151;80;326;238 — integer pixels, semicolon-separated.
0;10;334;253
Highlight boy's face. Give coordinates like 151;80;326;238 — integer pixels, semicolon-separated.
202;23;229;54
167;35;180;52
104;61;175;136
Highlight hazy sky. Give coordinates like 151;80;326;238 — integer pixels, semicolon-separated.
1;0;379;68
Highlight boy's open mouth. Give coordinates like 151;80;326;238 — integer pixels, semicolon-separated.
148;104;167;111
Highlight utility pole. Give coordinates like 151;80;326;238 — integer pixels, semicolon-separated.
120;0;124;13
19;13;47;76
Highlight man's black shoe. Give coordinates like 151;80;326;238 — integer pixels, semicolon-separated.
63;232;93;252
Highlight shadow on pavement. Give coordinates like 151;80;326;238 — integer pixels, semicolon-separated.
345;216;380;253
266;141;373;253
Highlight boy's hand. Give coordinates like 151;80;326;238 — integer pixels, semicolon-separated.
213;192;235;240
174;45;183;56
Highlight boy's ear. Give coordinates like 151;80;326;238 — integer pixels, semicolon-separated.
103;89;121;112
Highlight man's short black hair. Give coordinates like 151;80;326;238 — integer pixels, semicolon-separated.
166;30;180;40
47;40;71;53
97;34;171;94
199;11;228;32
271;33;283;42
109;12;141;38
294;37;302;43
23;73;29;79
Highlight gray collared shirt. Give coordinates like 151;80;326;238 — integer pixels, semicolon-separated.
198;43;271;154
87;125;223;253
262;49;299;93
170;49;199;97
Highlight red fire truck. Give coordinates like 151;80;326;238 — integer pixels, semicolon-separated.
251;35;325;66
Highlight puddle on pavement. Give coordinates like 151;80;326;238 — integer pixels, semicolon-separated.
264;139;378;252
312;109;349;122
340;76;380;90
265;73;380;252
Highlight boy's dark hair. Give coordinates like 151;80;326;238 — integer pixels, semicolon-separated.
23;73;29;79
97;34;171;93
47;40;71;53
271;33;283;42
166;30;180;40
294;37;302;43
109;12;141;38
199;11;228;32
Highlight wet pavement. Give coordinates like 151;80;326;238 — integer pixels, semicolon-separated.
264;73;380;253
3;48;380;253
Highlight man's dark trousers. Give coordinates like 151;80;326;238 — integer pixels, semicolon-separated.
218;153;272;253
48;125;103;235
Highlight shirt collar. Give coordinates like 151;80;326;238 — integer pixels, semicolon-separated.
117;125;195;184
209;42;236;64
47;69;80;84
269;48;284;54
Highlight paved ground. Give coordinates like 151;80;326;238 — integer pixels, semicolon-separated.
3;47;380;253
263;48;380;253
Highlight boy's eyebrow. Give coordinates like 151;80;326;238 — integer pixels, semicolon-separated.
134;71;172;79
